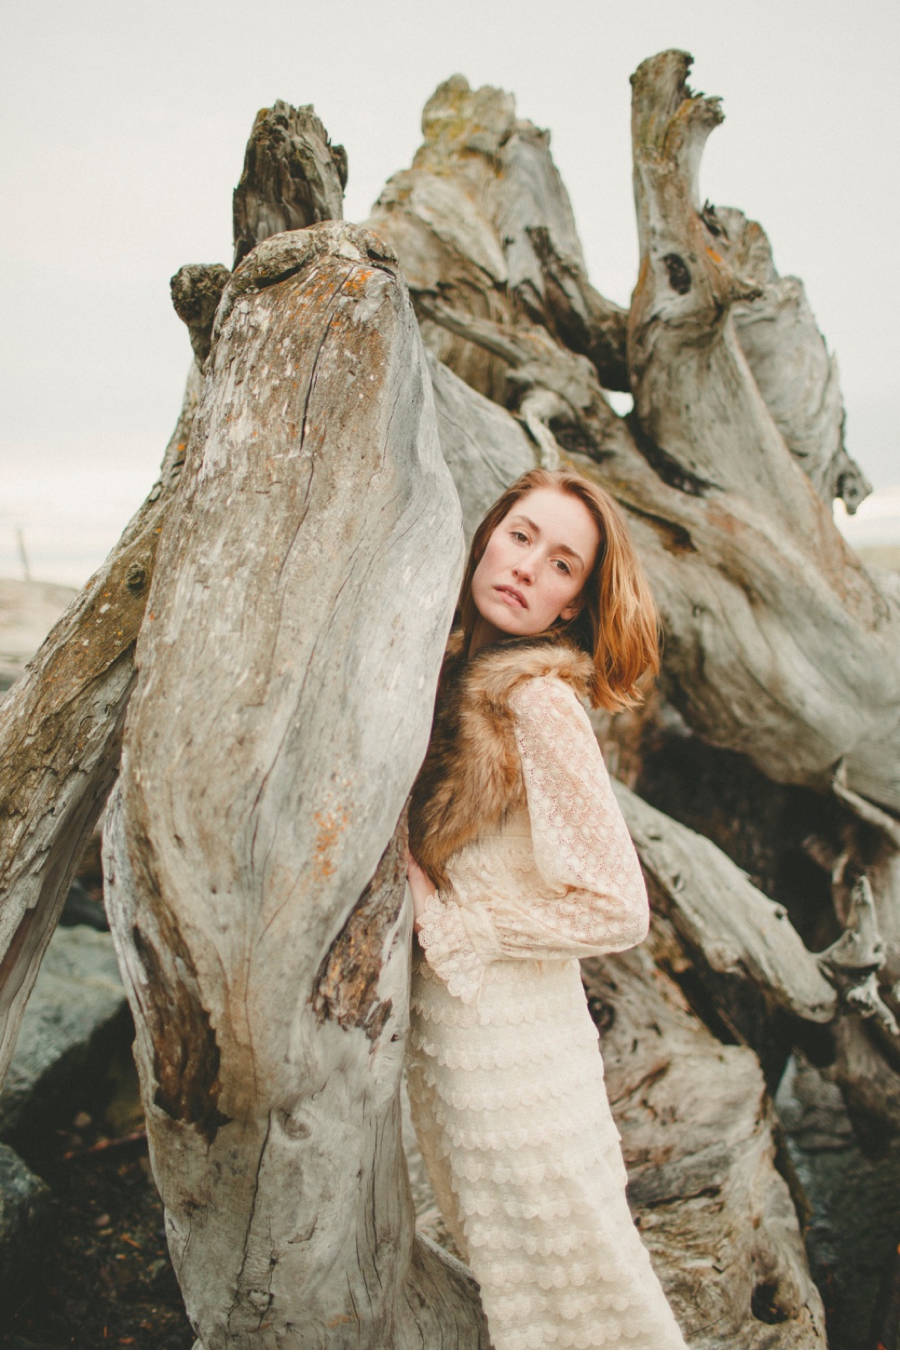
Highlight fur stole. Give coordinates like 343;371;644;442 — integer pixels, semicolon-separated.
408;630;594;890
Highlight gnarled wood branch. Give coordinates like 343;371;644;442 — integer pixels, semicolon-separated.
371;65;900;819
232;101;347;267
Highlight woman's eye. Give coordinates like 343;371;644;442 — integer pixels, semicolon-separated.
512;530;528;543
554;559;571;574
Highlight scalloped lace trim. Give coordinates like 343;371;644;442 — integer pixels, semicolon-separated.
404;675;685;1350
410;978;577;1029
416;891;485;1005
409;1057;602;1114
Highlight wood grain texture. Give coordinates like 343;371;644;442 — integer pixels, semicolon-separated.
613;780;837;1025
371;64;900;816
105;221;485;1348
0;359;201;1089
584;937;827;1349
233;102;347;268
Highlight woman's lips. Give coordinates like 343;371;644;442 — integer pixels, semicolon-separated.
495;585;526;608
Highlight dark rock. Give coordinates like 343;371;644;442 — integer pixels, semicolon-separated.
59;879;108;931
0;927;126;1142
0;1143;51;1301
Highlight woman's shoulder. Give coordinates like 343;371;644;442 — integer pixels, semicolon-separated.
508;671;588;722
462;633;593;711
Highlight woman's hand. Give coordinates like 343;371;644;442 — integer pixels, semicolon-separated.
406;849;436;934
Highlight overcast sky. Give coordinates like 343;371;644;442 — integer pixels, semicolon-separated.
2;0;898;584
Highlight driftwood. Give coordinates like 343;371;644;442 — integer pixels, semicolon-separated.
0;97;354;1097
365;57;900;1344
103;222;485;1347
0;361;200;1086
232;101;347;266
369;65;900;815
1;53;899;1350
583;935;826;1349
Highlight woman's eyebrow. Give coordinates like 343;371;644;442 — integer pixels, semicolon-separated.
510;515;585;569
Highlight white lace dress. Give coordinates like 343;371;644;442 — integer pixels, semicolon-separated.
407;675;687;1350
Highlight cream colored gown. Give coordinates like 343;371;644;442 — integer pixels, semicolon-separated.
407;674;687;1350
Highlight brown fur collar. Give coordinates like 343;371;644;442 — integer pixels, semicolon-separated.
408;630;593;889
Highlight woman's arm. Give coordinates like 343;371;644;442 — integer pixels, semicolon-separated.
412;675;650;997
406;851;432;933
486;674;650;959
407;848;487;1003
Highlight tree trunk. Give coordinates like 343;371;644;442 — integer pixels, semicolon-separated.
103;221;486;1348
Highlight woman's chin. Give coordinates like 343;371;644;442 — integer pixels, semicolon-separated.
484;609;543;639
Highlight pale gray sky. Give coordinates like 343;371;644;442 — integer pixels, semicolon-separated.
2;0;898;584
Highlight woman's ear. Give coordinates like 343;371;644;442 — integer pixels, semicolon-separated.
558;595;584;622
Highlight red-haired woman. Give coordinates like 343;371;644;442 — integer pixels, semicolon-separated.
406;469;687;1350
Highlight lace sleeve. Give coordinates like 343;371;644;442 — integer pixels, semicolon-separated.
490;675;649;960
416;889;487;1005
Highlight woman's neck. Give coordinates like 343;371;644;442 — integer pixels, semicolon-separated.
468;614;506;658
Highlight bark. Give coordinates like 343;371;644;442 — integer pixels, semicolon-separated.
104;222;486;1348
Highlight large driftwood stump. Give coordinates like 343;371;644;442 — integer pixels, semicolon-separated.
370;66;899;814
103;222;485;1348
3;61;899;1350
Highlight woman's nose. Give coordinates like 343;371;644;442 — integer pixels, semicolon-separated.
513;556;535;582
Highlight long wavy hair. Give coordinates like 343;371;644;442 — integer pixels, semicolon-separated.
458;468;660;711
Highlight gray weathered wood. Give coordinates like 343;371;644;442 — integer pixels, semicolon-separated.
0;99;336;1104
370;66;900;817
104;221;486;1348
233;101;347;267
710;205;871;512
612;780;837;1024
427;351;535;544
0;359;200;1089
627;50;900;810
583;935;827;1349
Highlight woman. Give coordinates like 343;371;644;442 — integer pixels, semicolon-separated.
405;468;687;1350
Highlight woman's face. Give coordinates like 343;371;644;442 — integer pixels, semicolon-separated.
470;487;600;644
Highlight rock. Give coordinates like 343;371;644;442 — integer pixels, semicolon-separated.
0;1142;51;1299
0;926;126;1141
59;878;108;932
0;577;77;695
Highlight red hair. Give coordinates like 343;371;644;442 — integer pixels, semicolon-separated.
459;469;660;711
